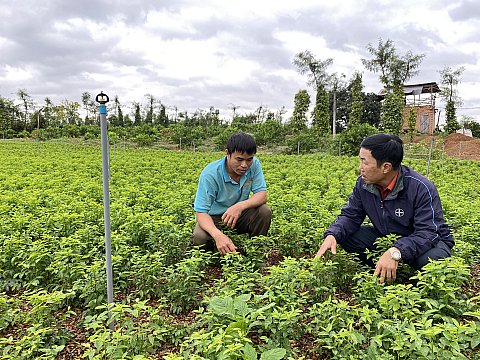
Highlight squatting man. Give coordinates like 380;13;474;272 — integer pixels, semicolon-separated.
192;132;272;255
316;134;454;283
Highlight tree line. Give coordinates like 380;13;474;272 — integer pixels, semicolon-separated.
1;38;476;152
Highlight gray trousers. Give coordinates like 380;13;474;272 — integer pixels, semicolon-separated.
192;204;272;250
341;225;452;269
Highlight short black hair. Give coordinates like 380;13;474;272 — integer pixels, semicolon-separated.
360;134;403;169
226;132;257;155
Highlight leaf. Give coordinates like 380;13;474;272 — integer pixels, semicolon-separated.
260;348;287;360
209;296;234;316
243;343;257;360
234;296;250;317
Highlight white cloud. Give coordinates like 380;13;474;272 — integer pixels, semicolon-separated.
0;0;479;122
2;65;34;81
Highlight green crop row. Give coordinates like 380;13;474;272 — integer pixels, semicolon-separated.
0;141;479;359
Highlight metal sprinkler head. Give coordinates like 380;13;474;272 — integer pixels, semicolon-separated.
96;91;110;104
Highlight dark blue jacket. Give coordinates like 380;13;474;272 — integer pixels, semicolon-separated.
324;165;454;263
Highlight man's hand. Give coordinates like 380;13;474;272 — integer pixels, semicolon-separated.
221;203;244;229
374;248;399;283
315;235;337;258
213;232;237;255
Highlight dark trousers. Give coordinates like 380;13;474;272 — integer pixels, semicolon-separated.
192;204;272;249
341;225;452;269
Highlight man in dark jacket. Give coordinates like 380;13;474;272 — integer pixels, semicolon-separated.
315;134;454;283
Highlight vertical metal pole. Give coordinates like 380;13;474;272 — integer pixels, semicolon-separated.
332;90;336;139
96;92;114;331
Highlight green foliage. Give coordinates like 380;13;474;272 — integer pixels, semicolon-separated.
381;85;404;135
444;100;460;134
348;72;363;126
407;105;417;142
0;141;479;359
289;90;310;134
0;290;75;359
362;38;424;89
285;129;319;154
338;122;378;156
311;87;330;136
83;300;175;359
163;249;211;314
254;119;286;146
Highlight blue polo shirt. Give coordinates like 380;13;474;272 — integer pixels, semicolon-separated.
194;157;267;215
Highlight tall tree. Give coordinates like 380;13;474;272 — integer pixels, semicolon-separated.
361;93;382;127
110;95;124;126
362;39;424;89
63;100;81;125
16;89;34;131
362;39;424;134
290;89;310;134
439;66;464;134
0;96;15;133
381;85;404;135
407;105;417;142
311;87;330;136
42;97;54;128
348;72;363;126
144;94;155;125
133;102;142;126
82;92;92;124
293;50;333;135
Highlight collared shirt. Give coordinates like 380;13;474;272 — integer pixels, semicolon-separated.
375;171;399;200
194;157;267;215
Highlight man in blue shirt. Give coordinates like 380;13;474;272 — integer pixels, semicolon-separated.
316;134;454;283
193;132;272;255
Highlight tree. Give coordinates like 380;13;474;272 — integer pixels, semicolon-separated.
362;39;424;89
348;72;363;126
16;89;34;131
82;92;92;124
362;39;424;135
290;90;310;134
133;102;142;126
444;101;460;134
0;96;15;134
311;87;330;136
144;94;155;125
381;85;404;135
407;105;417;142
293;50;333;135
361;93;381;127
42;97;55;128
439;66;464;134
112;95;124;126
158;104;169;127
63;100;81;125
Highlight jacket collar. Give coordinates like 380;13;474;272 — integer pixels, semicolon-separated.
363;165;405;199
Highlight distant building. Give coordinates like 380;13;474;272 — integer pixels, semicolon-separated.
378;82;440;134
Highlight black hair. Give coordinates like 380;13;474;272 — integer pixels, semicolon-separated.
226;132;257;155
360;134;403;169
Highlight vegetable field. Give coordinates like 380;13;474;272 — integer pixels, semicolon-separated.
0;141;479;360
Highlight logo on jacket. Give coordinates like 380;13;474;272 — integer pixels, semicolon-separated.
395;208;405;217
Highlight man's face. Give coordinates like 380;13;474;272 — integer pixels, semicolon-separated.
358;147;385;185
226;151;254;178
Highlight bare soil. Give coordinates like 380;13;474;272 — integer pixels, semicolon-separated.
414;133;480;161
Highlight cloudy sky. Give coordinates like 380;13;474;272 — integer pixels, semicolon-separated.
1;0;479;122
